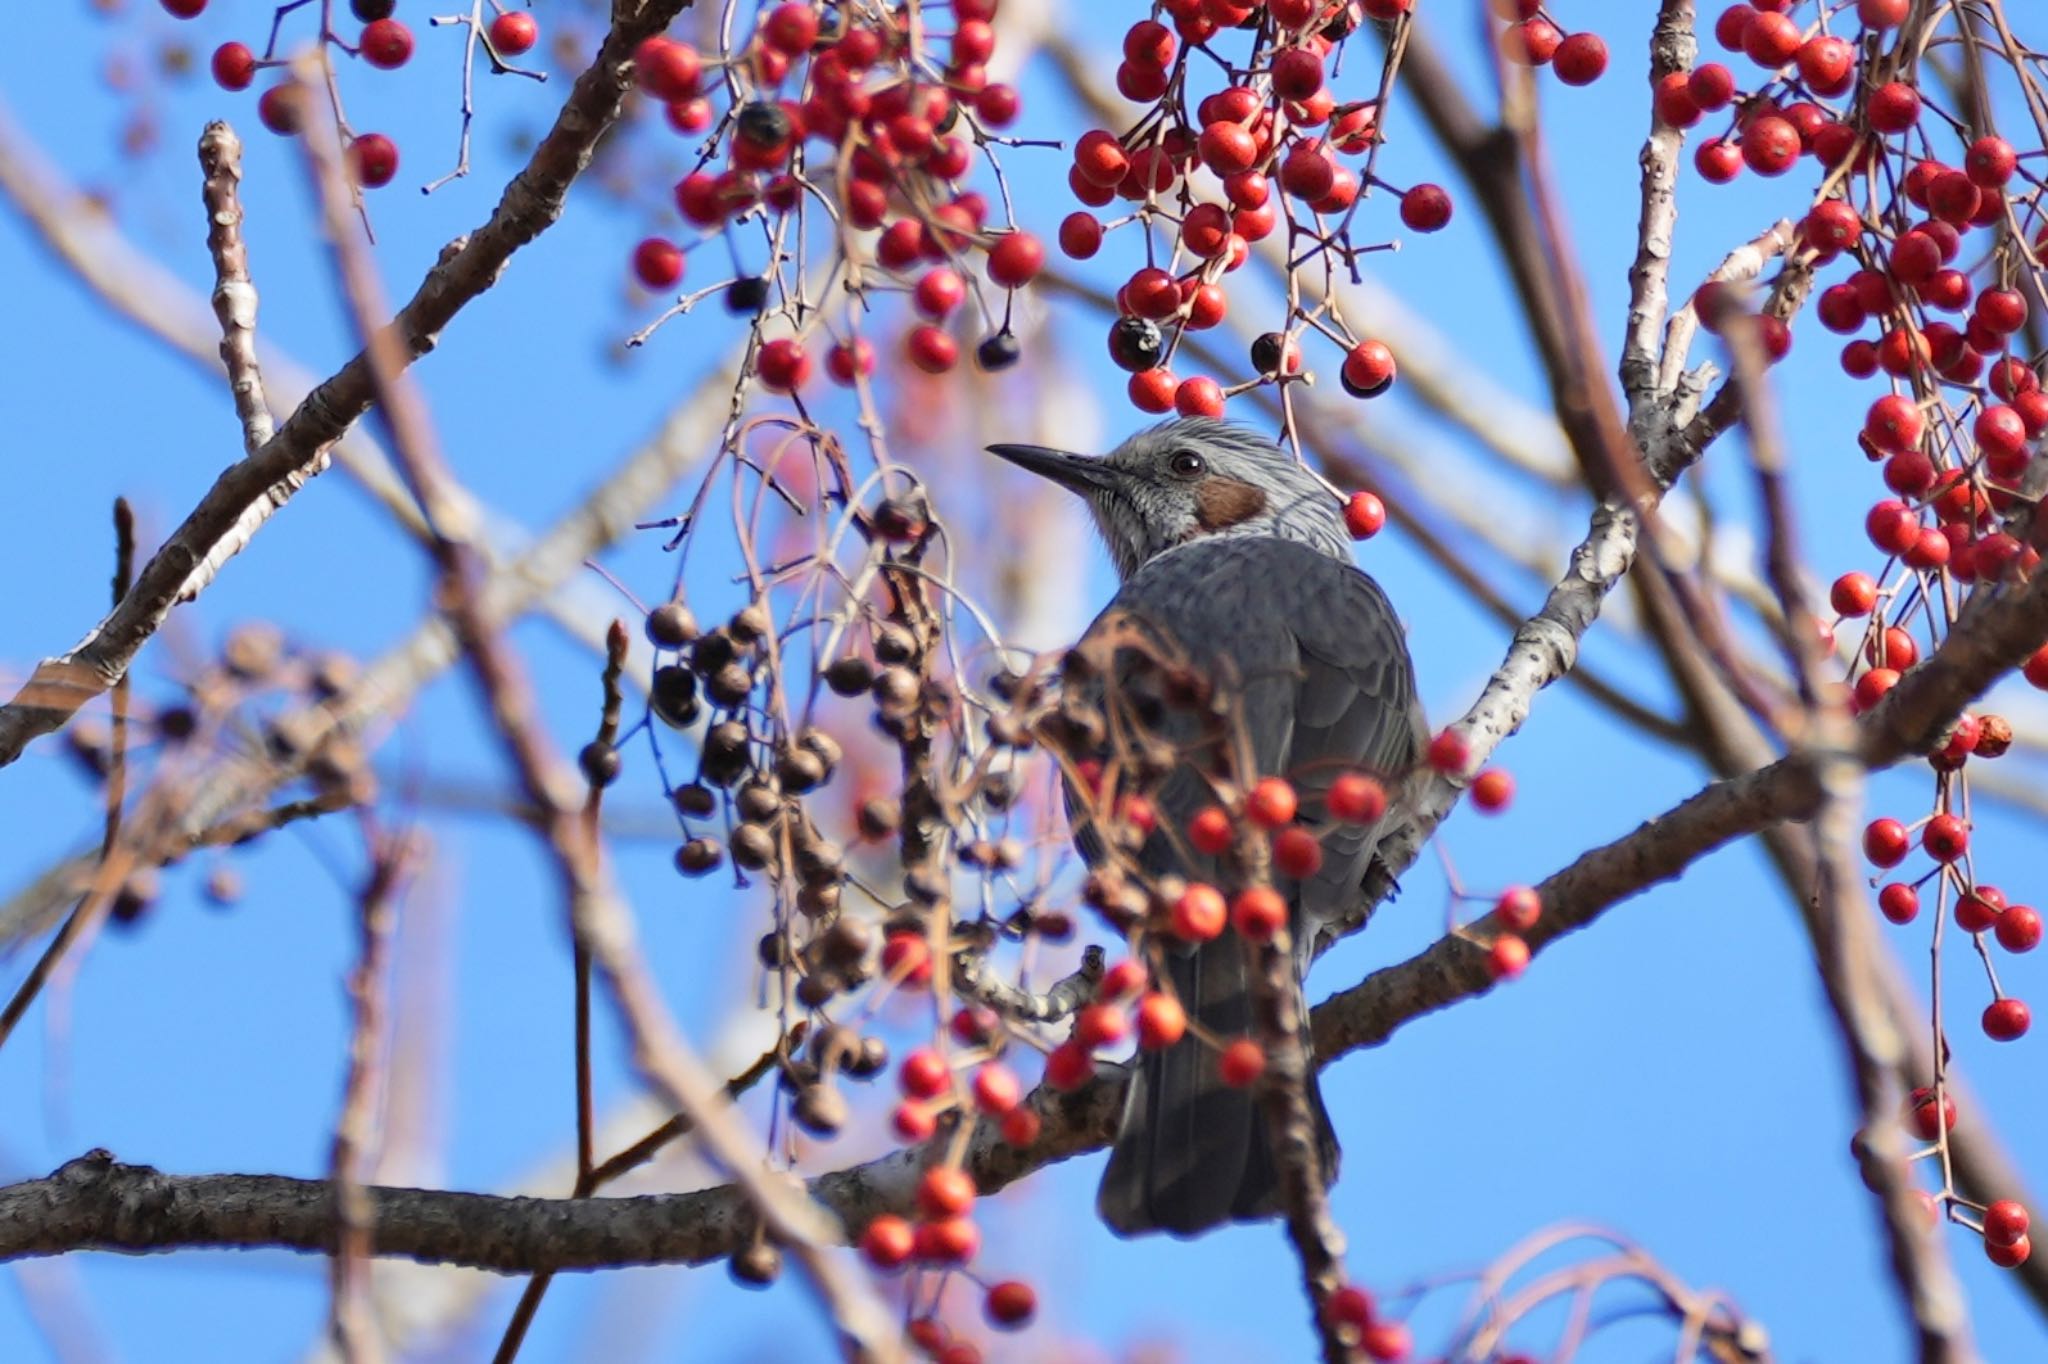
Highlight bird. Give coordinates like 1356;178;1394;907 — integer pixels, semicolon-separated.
985;417;1426;1239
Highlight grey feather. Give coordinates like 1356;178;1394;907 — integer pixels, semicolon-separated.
988;418;1423;1238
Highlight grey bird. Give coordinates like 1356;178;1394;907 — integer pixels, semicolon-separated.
986;417;1425;1238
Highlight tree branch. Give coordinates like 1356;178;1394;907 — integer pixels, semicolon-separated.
0;1;702;768
9;553;2044;1277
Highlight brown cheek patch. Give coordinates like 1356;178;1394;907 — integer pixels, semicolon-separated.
1193;476;1269;532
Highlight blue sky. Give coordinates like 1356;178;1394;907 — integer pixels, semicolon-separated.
2;2;2045;1361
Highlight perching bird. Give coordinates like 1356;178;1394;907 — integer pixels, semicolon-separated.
987;418;1425;1238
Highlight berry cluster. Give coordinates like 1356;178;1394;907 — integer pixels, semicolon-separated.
193;0;547;192
627;0;1040;382
1655;0;2043;1274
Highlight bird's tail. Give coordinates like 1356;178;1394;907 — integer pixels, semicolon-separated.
1096;938;1338;1238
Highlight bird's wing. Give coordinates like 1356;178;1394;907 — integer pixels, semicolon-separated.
1278;548;1429;926
1088;537;1424;909
1078;537;1422;1234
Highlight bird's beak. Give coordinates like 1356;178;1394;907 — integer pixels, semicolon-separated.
984;443;1122;497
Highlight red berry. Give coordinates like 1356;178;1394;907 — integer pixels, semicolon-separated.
826;338;874;386
1324;1285;1375;1331
1989;1234;2034;1269
1075;128;1131;187
211;41;257;91
1654;72;1702;128
631;237;684;290
907;325;958;374
1689;62;1736;110
1488;933;1531;979
1270;48;1325;102
1922;813;1968;863
1496;886;1541;932
1864;395;1925;452
1967;136;2018;188
893;1101;936;1142
1172;883;1228;941
1878;882;1920;925
1958;886;2007;933
763;2;820;55
1858;0;1909;26
976;83;1020;128
1740;116;1800;175
1984;998;2031;1041
1174;376;1225;418
1862;817;1909;868
1803;200;1863;253
1362;1321;1412;1362
1986;1199;2031;1247
1997;905;2042;953
972;1064;1020;1114
1247;777;1299;828
1280;143;1336;201
1427;729;1469;774
1344;491;1387;539
1695;138;1743;182
1830;572;1878;617
1188;805;1234;854
1199;122;1259;177
1797;36;1855;95
635;38;703;100
346;133;400;189
1713;4;1755;52
899;1048;949;1099
985;1280;1036;1329
999;1107;1041;1145
1218;1038;1266;1087
1974;288;2023;333
1074;1002;1128;1049
162;0;206;16
861;1214;915;1268
1908;1086;1956;1139
1129;368;1176;414
1233;886;1288;942
1044;1040;1095;1090
1059;212;1104;260
1470;768;1514;812
1552;32;1607;85
1341;340;1396;396
1868;82;1921;134
1272;826;1324;878
1742;11;1800;67
1399;183;1453;232
489;12;539;56
1329;771;1387;824
1099;958;1148;1001
360;18;415;69
914;1215;979;1265
1137;992;1187;1049
1853;668;1901;713
881;930;932;985
987;232;1044;288
257;84;307;135
918;1165;977;1218
1502;18;1562;65
1817;284;1867;337
757;337;811;392
913;267;964;319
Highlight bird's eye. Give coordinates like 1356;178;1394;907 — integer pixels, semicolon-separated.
1168;450;1206;478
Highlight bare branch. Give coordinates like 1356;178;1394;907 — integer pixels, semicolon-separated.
0;0;707;768
198;122;276;457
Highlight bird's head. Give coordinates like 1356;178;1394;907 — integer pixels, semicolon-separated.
986;418;1350;581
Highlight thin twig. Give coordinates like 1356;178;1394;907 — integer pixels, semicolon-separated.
294;77;900;1364
328;832;408;1364
0;0;712;767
